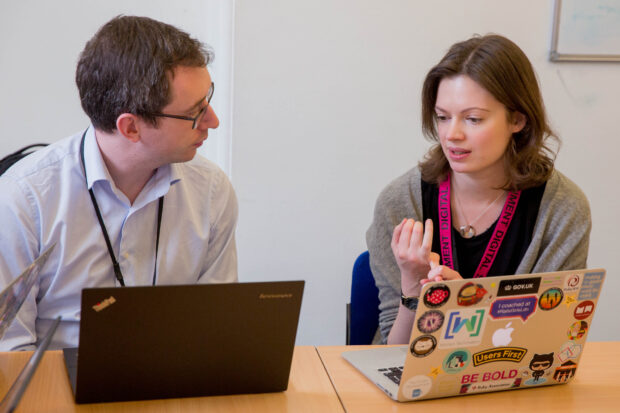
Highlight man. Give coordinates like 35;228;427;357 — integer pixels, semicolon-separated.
0;16;238;350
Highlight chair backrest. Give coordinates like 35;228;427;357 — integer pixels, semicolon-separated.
346;251;380;345
0;144;48;176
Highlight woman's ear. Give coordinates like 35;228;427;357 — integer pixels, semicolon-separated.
116;113;141;143
511;111;527;134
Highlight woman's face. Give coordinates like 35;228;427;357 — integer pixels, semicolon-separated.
435;75;524;180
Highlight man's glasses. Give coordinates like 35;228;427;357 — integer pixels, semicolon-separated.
152;82;214;129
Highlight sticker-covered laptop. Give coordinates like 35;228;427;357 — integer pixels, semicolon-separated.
342;268;605;401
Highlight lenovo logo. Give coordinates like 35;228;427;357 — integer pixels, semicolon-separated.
259;293;293;299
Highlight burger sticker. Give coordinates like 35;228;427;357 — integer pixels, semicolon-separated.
457;282;488;306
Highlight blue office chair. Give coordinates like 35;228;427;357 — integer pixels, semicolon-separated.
346;251;380;345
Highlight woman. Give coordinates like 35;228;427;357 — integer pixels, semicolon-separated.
366;34;590;344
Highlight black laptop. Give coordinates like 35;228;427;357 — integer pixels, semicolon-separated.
63;280;304;404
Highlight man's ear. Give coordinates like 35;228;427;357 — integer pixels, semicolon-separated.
511;111;527;134
116;113;141;143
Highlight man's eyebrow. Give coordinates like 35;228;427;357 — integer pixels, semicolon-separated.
183;95;208;113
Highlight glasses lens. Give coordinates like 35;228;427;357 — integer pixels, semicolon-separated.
192;83;215;129
208;82;215;104
192;106;208;129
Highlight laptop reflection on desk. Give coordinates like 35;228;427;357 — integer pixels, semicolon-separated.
0;244;58;413
63;280;304;404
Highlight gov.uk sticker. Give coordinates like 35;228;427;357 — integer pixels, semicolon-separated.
497;277;540;297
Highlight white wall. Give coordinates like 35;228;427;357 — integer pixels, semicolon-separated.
233;0;620;344
0;0;231;172
1;1;618;345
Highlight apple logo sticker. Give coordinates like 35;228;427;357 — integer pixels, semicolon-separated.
492;322;514;347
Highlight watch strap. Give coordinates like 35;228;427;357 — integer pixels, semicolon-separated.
401;291;419;311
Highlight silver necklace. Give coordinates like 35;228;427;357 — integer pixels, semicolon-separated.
453;185;505;239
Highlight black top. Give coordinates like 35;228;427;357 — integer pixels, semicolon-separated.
422;180;546;278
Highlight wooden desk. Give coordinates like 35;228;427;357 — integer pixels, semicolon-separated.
317;342;620;412
0;346;344;412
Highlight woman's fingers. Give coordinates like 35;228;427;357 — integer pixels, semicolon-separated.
426;265;463;282
421;219;433;255
391;218;407;249
392;219;441;285
409;220;423;249
420;275;443;285
429;252;440;269
397;219;414;256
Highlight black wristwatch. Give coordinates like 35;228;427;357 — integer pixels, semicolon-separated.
401;291;419;311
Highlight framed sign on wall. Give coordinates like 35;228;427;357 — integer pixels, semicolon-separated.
550;0;620;62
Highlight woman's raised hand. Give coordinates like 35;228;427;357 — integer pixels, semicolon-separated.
391;218;434;296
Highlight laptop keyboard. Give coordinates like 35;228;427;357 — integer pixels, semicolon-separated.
378;366;404;384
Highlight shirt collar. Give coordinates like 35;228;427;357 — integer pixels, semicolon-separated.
82;126;111;190
82;125;181;193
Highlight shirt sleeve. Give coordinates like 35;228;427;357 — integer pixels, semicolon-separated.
197;169;238;284
0;176;40;351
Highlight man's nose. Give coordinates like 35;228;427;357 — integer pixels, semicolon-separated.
199;105;219;130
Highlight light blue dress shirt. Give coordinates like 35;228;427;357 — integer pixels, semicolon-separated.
0;127;238;350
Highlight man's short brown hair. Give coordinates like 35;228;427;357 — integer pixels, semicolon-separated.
76;15;213;133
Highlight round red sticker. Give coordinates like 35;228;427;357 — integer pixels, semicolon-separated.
574;300;594;320
424;284;450;308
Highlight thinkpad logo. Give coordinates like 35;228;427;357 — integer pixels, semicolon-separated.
92;296;116;312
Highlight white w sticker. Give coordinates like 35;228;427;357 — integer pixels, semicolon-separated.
438;308;488;349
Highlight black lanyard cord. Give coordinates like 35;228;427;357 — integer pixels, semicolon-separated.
79;130;163;287
153;196;164;285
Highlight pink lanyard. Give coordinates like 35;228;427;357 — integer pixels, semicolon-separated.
437;176;521;278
